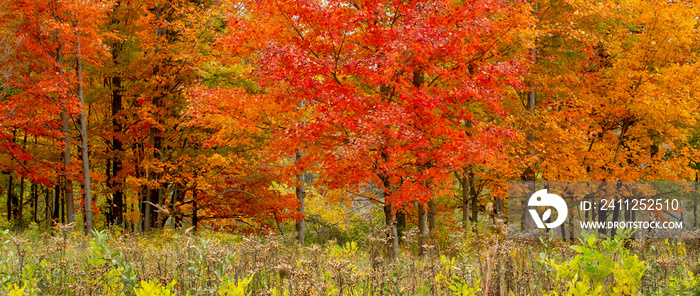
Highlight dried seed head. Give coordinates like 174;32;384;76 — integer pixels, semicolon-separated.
277;263;291;280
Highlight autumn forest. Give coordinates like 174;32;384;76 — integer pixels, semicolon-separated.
0;0;699;294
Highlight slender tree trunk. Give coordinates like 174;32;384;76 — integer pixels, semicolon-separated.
18;133;27;228
32;136;37;223
143;185;152;231
45;186;50;222
417;202;428;256
59;47;75;223
171;185;182;227
381;177;399;260
18;175;24;228
611;204;620;238
192;190;199;231
75;34;93;234
147;126;163;230
6;173;13;221
32;179;37;223
295;171;306;245
694;173;698;228
496;198;504;219
107;0;125;228
694;198;697;229
559;219;566;238
61;106;74;223
396;209;406;242
598;206;607;236
461;168;471;231
52;184;60;222
519;43;539;233
471;185;478;233
428;199;436;234
105;159;112;224
60;188;65;223
383;201;399;260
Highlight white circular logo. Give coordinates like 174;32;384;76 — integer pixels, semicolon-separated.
528;189;567;229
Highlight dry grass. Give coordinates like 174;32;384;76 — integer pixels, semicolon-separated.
0;223;697;295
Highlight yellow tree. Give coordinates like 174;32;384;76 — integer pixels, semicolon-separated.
501;0;700;235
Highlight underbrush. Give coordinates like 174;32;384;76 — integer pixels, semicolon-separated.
0;223;697;295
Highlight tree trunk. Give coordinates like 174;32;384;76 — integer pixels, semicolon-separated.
384;202;399;260
192;190;199;231
295;172;306;245
471;184;478;233
18;133;27;228
52;184;60;222
428;199;436;234
396;209;406;242
18;175;24;228
381;177;399;259
76;34;93;234
107;0;125;228
60;188;65;223
146;122;163;230
59;46;75;223
417;202;428;256
6;173;13;222
611;204;620;238
143;186;152;231
461;168;471;231
597;206;607;236
496;198;504;219
166;184;178;228
45;186;50;222
32;182;37;223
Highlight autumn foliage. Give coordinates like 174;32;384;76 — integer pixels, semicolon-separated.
0;0;697;245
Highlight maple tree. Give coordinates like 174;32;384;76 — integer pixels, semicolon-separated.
226;0;533;257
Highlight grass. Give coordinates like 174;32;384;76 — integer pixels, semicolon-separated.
0;222;698;295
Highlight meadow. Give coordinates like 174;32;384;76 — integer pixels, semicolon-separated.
0;220;698;296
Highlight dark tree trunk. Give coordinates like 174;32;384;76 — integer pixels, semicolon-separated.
52;184;60;222
471;185;478;233
109;24;125;226
462;169;471;230
417;202;428;256
611;204;620;238
295;172;306;245
58;46;75;224
428;199;436;234
168;184;178;227
147;133;163;230
559;219;566;238
496;198;504;219
396;209;406;242
76;36;94;234
192;190;199;231
383;202;398;260
598;206;607;236
105;159;112;224
60;188;65;224
6;173;13;222
32;182;37;223
381;177;399;260
45;186;50;222
19;135;26;228
143;185;152;231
